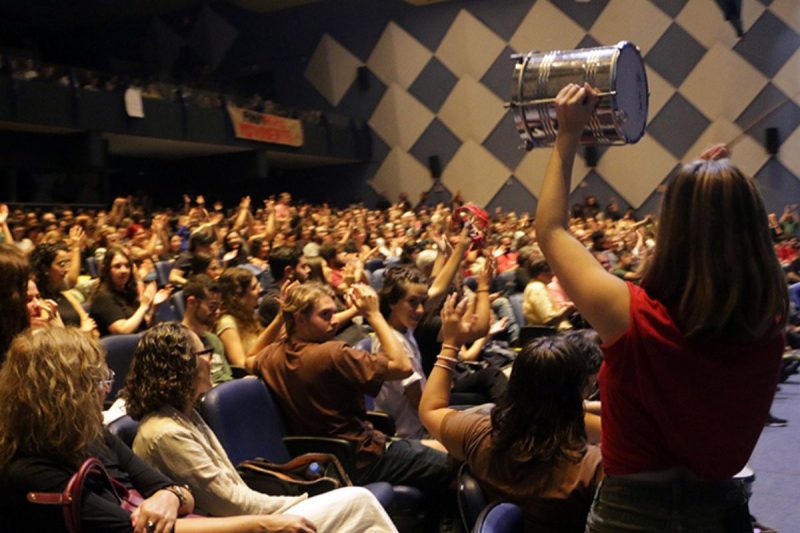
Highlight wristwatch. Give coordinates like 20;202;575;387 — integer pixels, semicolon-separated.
164;484;190;506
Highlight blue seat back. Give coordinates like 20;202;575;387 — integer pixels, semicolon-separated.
172;290;185;320
108;415;140;449
153;299;180;324
370;268;386;290
458;464;488;532
199;377;291;466
474;502;524;533
85;256;98;277
100;334;142;401
154;261;173;287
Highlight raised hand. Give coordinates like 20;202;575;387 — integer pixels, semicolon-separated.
68;225;87;249
699;143;730;161
440;293;476;347
554;82;599;139
153;286;174;307
140;282;157;308
349;283;380;317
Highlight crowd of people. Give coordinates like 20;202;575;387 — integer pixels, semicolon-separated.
0;89;796;531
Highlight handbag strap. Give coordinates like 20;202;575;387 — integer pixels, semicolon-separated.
27;457;128;533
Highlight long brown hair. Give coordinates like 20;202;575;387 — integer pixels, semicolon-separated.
641;159;787;340
99;245;138;301
217;267;259;334
0;327;107;467
490;335;588;466
0;244;30;361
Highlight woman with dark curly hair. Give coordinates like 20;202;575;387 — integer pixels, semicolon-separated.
90;246;171;336
420;298;603;532
125;323;397;532
29;242;97;335
215;267;271;367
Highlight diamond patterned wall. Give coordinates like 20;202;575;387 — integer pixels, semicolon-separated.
296;0;800;215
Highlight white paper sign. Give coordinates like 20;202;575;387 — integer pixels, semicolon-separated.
124;87;145;118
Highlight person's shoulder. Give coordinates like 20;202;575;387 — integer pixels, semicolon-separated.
216;313;238;330
442;410;491;439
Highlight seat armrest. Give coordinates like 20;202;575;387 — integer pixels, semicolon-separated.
365;410;396;436
282;436;357;476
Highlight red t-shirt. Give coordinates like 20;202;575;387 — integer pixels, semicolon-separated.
600;283;783;479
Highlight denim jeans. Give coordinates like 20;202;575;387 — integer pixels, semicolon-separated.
353;438;454;493
586;476;752;532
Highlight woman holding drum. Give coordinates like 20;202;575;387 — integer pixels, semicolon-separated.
534;78;785;531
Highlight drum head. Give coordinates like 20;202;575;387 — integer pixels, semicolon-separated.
613;44;648;143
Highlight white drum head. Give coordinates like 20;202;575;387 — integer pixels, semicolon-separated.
614;43;648;143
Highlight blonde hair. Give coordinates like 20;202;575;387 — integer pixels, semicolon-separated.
282;282;335;337
0;327;107;467
642;158;788;340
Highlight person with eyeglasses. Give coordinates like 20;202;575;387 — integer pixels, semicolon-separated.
125;323;397;532
1;326;319;533
182;274;233;385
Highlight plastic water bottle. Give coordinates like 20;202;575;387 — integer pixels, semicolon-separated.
306;462;322;479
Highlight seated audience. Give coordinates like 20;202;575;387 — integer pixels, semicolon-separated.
419;301;604;532
30;241;97;335
181;275;233;385
126;323;397;532
216;267;273;367
90;246;171;336
523;259;575;330
0;326;303;533
0;244;30;363
246;282;454;492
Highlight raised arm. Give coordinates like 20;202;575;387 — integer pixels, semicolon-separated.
66;226;86;288
351;283;412;380
534;83;629;343
419;294;474;441
427;226;469;308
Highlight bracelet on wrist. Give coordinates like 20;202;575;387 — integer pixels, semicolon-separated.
475;288;489;293
433;362;455;373
163;484;190;507
441;343;459;352
436;354;459;364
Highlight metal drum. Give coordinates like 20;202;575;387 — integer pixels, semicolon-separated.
509;41;648;149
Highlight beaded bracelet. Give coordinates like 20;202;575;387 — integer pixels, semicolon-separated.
441;343;459;352
436;354;459;364
433;362;455;372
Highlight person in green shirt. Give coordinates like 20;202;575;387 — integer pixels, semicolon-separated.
181;274;233;385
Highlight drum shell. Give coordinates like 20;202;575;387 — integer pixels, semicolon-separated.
511;41;647;148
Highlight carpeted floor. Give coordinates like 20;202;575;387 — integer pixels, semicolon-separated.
748;376;800;532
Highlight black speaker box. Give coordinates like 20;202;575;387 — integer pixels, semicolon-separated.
766;127;779;155
584;145;598;167
357;66;370;92
428;155;442;178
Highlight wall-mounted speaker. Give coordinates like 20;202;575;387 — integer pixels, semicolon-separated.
584;145;598;167
357;66;370;92
766;127;779;155
428;155;442;178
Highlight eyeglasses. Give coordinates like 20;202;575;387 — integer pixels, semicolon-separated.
98;369;115;391
194;348;214;359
